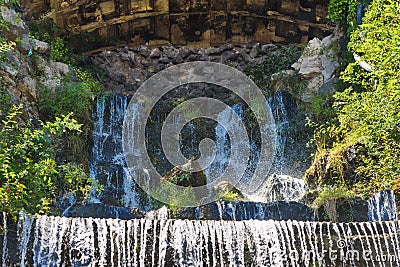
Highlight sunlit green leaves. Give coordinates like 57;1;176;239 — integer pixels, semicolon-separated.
0;105;85;219
310;0;400;197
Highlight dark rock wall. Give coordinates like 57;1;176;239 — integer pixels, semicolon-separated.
21;0;333;48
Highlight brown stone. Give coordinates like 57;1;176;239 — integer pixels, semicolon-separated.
22;0;333;50
187;0;210;12
227;0;244;11
279;0;300;15
154;15;170;40
154;0;169;12
170;15;187;45
210;12;227;44
169;0;187;13
267;0;279;11
211;0;226;11
315;4;328;23
275;20;301;43
253;24;272;43
245;0;266;13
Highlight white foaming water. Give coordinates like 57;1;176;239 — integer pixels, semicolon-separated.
247;174;307;203
2;212;8;267
16;215;400;266
207;94;307;203
17;212;33;267
268;91;290;160
89;93;307;209
90;95;142;208
368;190;398;221
203;103;243;182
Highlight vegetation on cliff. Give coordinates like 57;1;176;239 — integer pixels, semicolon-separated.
0;105;85;219
308;0;400;200
0;4;101;219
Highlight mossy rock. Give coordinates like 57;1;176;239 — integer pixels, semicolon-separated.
213;181;246;202
161;158;206;187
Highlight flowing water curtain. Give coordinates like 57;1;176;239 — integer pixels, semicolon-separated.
89;94;144;208
368;190;398;222
14;215;400;266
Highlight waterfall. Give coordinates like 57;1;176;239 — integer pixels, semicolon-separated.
211;200;314;221
1;212;7;267
248;91;307;202
204;103;242;180
249;175;307;203
208;91;307;203
17;215;400;266
368;190;398;221
268;91;290;162
89;94;143;208
17;212;33;267
88;92;308;209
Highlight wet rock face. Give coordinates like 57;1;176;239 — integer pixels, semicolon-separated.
315;198;370;223
63;203;145;220
63;200;315;221
21;0;333;49
213;181;247;201
194;200;315;221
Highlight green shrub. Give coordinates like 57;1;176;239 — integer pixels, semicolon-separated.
312;186;355;209
38;77;101;162
0;105;85;219
58;163;92;203
38;77;96;122
328;0;360;33
312;186;355;222
151;181;196;210
220;191;240;202
310;0;400;196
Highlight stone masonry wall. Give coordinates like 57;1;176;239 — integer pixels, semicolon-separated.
21;0;333;48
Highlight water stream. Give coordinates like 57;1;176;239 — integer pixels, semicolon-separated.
13;215;400;266
2;93;399;266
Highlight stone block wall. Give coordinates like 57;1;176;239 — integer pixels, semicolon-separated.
21;0;334;48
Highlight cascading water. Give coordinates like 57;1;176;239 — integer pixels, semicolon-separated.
90;94;143;208
208;91;307;203
268;91;290;162
259;91;307;202
88;92;308;207
368;190;398;222
203;103;243;182
15;215;400;266
1;212;7;267
17;212;33;267
13;92;393;267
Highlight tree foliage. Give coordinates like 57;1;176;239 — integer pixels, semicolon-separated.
328;0;360;33
311;0;400;196
0;105;91;219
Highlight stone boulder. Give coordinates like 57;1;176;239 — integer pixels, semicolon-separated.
213;181;247;202
288;27;343;103
305;144;366;191
260;174;307;202
31;39;50;54
314;197;369;222
198;200;315;221
162;158;207;187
